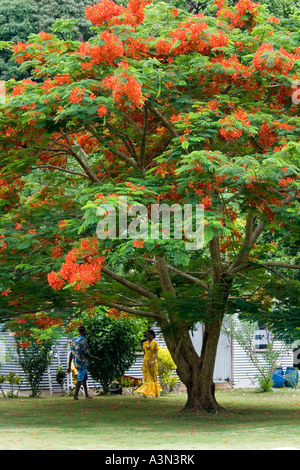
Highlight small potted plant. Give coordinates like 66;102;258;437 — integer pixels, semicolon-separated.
5;372;23;398
56;365;67;395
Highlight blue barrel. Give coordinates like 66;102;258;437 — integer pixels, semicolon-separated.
285;367;299;388
272;367;285;388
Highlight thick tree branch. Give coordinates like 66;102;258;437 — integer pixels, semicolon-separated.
218;189;243;212
228;212;256;274
155;255;200;365
105;301;160;319
209;236;223;282
106;123;139;163
102;267;157;300
146;257;209;289
32;164;90;180
86;124;140;170
155;255;176;295
107;146;140;169
249;262;300;270
249;220;266;247
63;135;102;183
147;103;190;156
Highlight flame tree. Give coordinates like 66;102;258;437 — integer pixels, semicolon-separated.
0;0;299;411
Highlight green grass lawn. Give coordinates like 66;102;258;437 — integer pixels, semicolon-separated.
0;388;299;450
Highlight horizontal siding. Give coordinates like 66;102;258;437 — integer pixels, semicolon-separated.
190;322;232;382
0;325;171;393
1;323;294;392
232;339;294;386
214;332;232;382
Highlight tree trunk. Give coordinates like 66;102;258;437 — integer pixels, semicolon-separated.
177;318;223;412
155;254;227;413
158;314;224;412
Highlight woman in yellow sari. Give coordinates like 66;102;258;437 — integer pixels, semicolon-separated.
135;329;162;398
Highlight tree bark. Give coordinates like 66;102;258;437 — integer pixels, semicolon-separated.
154;254;226;413
158;314;224;413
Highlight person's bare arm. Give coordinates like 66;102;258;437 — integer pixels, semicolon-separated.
149;349;158;368
86;352;101;361
67;353;73;373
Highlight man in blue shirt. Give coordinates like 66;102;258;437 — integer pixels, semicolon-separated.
67;325;100;400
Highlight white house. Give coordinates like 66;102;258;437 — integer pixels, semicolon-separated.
0;320;295;394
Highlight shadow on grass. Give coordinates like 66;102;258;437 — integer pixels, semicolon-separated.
0;390;299;450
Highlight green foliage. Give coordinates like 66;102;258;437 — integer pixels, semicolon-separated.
16;341;53;397
162;0;300;17
259;0;300;18
157;346;177;393
0;372;23;398
0;0;99;81
225;317;291;392
256;375;274;393
0;0;39;81
117;375;142;388
56;365;66;393
79;309;147;394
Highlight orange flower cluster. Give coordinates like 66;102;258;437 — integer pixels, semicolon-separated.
69;86;86;104
85;0;124;26
1;287;11;296
76;132;100;154
8;313;63;349
123;0;152;26
220;109;251;141
156;161;177;179
101;72;145;109
167;19;229;56
97;105;108;118
231;0;259;28
253;44;294;75
85;0;152;28
12;42;42;63
79;31;124;67
38;32;52;41
0;175;24;210
279;177;295;188
0;234;7;252
124;37;149;60
34;313;62;329
133;239;145;248
125;181;146;191
216;0;259;29
10;79;36;96
48;237;105;291
51;246;63;259
257;122;278;149
41;74;72;93
107;307;128;318
267;16;280;24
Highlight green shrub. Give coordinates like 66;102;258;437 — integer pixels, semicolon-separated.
79;309;147;394
16;341;53;397
256;375;274;393
157;347;177;393
0;374;6;397
0;372;23;398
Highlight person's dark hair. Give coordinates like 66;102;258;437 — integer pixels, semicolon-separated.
147;329;156;338
78;325;86;334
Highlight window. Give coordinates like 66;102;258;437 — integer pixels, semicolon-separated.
254;324;272;352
